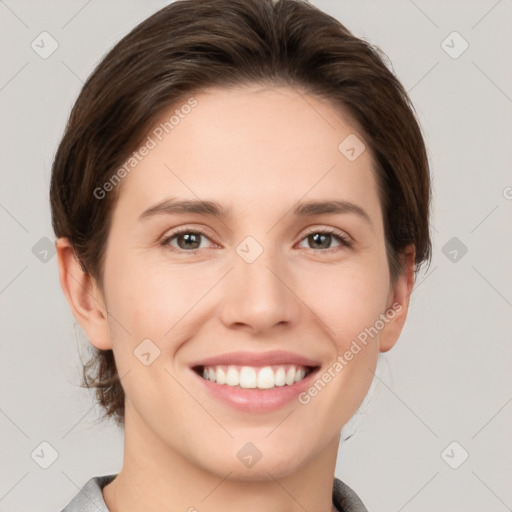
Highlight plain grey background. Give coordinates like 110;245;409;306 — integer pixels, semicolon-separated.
1;0;511;511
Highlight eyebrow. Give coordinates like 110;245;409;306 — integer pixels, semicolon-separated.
138;198;372;226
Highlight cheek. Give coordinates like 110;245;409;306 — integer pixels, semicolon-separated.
296;257;391;346
104;254;211;349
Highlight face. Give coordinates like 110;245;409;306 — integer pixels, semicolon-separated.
89;85;411;479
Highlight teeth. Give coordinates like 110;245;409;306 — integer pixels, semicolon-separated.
240;367;257;388
257;367;274;389
216;366;226;385
295;368;306;382
274;367;286;386
285;366;296;385
200;364;310;389
226;366;239;386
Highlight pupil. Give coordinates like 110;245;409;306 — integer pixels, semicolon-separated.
310;233;330;249
179;233;200;249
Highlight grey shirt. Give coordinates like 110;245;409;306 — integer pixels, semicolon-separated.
60;474;368;512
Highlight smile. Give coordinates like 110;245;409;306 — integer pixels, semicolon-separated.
196;364;314;389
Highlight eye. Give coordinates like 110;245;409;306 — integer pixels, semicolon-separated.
297;228;352;251
160;227;213;252
160;226;352;254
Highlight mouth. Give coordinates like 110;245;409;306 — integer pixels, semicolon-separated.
189;350;322;413
192;363;318;390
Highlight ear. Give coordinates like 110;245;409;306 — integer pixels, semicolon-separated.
55;237;112;350
379;244;416;353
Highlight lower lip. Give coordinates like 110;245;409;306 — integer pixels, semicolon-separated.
191;367;320;413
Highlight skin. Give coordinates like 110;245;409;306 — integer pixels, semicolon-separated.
57;85;415;512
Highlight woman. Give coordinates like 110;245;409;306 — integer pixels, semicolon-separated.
52;0;431;510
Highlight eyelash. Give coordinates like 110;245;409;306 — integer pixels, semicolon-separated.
159;226;353;254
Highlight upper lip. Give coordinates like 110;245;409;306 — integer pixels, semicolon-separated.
190;350;321;369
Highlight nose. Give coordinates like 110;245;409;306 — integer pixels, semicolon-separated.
218;246;301;334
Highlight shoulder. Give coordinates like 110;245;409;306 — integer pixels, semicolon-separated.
59;474;365;511
59;474;117;512
332;477;369;512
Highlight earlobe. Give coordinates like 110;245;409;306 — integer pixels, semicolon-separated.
379;245;416;353
55;237;113;351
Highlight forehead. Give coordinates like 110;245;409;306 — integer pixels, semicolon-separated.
114;85;381;224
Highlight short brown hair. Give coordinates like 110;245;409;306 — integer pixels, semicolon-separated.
50;0;431;427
